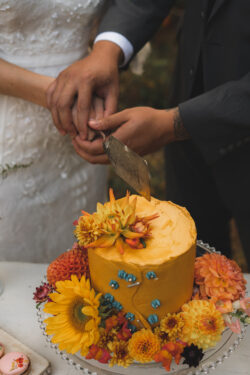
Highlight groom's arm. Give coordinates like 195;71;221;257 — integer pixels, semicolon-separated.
96;0;175;65
47;0;174;139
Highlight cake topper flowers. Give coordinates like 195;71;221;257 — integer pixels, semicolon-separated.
74;189;158;254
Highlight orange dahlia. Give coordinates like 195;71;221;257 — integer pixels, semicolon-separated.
195;253;246;303
47;243;89;287
128;329;161;363
180;300;225;350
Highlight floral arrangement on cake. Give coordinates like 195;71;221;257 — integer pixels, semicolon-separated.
34;190;250;372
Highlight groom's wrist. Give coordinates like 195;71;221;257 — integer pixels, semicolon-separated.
92;40;124;66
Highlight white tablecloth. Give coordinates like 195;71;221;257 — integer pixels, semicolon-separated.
0;262;249;375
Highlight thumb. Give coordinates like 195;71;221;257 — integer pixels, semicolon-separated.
88;111;128;131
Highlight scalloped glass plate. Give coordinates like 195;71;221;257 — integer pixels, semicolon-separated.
37;240;247;375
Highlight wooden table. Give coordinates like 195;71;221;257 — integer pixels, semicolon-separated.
0;262;249;375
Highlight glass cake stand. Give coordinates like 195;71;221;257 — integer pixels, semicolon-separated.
37;240;248;375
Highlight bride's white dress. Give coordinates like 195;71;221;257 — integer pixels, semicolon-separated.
0;0;108;262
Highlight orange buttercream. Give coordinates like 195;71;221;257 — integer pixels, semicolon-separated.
88;195;197;329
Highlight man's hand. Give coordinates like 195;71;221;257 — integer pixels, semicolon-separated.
46;41;122;139
71;107;188;164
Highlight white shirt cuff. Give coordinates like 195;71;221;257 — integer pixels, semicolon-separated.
94;32;134;66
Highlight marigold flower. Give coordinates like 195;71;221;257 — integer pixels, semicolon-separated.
108;341;133;368
180;300;225;350
160;313;184;341
154;327;169;345
128;329;161;363
194;253;246;304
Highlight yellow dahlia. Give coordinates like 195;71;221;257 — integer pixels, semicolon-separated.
43;275;101;356
128;329;161;363
180;300;225;350
74;189;158;253
160;313;184;341
195;253;246;303
109;341;133;368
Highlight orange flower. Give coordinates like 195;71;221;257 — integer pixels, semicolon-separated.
154;348;172;371
74;189;158;253
160;313;184;341
128;329;161;363
47;244;89;287
195;253;246;304
180;300;225;350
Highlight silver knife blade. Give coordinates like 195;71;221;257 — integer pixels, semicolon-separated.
103;135;151;201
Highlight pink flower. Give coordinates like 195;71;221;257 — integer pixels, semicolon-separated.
224;316;241;334
33;283;53;303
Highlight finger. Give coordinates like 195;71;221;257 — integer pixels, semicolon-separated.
74;136;104;156
87;105;97;141
93;96;104;120
57;85;78;137
104;87;118;117
48;81;66;135
88;110;129;132
76;86;92;140
72;139;109;164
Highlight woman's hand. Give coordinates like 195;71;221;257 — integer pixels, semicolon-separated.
0;58;54;108
71;107;186;164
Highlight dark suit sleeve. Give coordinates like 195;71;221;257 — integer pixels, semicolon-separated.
179;72;250;165
98;0;174;56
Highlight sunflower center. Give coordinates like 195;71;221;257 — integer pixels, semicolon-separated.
69;297;90;330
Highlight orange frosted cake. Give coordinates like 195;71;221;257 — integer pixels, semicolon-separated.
37;189;248;371
78;192;197;329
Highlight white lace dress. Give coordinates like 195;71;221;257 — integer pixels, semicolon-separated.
0;0;108;262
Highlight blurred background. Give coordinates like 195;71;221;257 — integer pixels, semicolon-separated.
107;1;248;272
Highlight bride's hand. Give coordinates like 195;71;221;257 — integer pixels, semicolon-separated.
0;58;54;109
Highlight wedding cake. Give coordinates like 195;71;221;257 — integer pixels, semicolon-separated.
87;194;196;329
35;189;248;372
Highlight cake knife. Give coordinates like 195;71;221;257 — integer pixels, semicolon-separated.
100;132;151;201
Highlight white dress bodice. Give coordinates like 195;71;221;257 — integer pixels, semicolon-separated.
0;0;108;263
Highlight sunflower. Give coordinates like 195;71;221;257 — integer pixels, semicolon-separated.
43;275;101;356
128;329;161;363
180;300;225;350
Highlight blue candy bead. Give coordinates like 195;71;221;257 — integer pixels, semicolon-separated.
151;299;161;309
109;280;119;289
128;323;137;333
125;312;135;321
112;301;123;311
104;293;114;303
125;273;136;283
147;314;159;325
118;270;127;279
146;271;157;280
